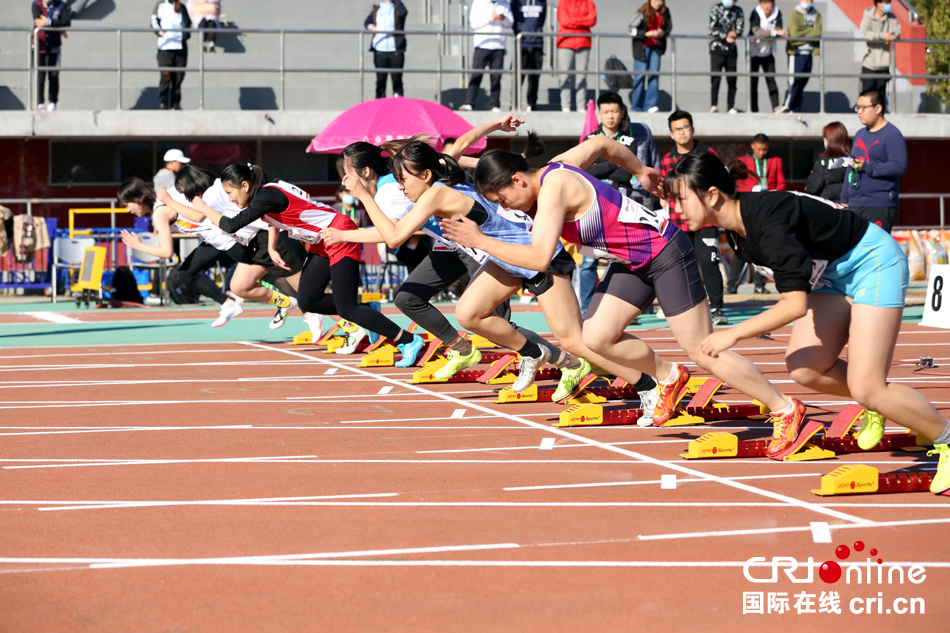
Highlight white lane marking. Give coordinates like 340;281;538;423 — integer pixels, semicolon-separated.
377;386;394;395
241;342;872;526
0;398;444;410
419;439;686;454
324;368;338;375
41;492;400;512
539;437;556;450
638;517;950;541
3;455;318;470
505;472;827;491
660;475;677;490
0;348;270;360
451;409;466;419
20;312;82;324
811;522;832;543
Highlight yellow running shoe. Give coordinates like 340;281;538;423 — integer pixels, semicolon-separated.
856;410;886;450
552;358;593;402
927;444;950;494
433;347;482;380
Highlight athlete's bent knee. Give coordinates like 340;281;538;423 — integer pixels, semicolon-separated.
788;365;824;388
581;325;618;355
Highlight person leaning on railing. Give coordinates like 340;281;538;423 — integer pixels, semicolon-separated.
628;0;671;114
151;0;192;110
708;0;744;114
860;0;901;112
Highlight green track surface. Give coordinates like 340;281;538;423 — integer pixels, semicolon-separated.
0;300;926;348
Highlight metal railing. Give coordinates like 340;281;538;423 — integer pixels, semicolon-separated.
896;193;950;230
2;26;949;113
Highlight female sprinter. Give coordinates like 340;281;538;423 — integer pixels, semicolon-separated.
665;153;949;492
442;135;805;457
324;115;589;387
177;163;422;358
343;139;659;407
156;165;316;332
118;176;293;327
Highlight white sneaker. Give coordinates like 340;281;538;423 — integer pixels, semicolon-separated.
304;312;325;340
269;296;298;330
710;106;719;113
525;105;533;112
47;103;56;112
37;104;46;112
777;105;791;114
491;106;501;113
458;104;473;111
562;107;572;112
655;308;666;320
512;347;552;393
212;297;245;328
335;325;367;354
728;107;738;114
637;387;659;426
647;106;660;114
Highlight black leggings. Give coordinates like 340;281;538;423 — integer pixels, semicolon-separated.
177;242;242;305
296;254;404;339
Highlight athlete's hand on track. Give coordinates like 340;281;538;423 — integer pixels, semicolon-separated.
439;216;484;249
322;227;343;246
495;114;525;132
270;248;291;271
701;330;737;358
119;229;143;250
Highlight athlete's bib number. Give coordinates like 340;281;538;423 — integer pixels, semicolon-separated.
752;259;829;290
618;197;669;234
922;265;950;329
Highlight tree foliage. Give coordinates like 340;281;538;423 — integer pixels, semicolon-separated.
916;0;950;106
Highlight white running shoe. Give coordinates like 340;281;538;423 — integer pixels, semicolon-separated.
335;325;367;354
212;297;245;328
728;107;738;114
458;104;473;111
37;104;46;112
512;347;551;393
637;387;659;426
269;296;298;330
491;106;501;113
47;102;57;112
710;106;719;113
647;106;660;113
304;312;325;341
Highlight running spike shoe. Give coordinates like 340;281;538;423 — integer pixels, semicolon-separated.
433;346;482;380
269;296;298;330
212;297;244;328
766;397;807;458
856;410;886;450
652;363;690;426
395;334;425;368
927;444;950;494
512;347;551;393
335;324;367;354
637;386;659;427
552;358;593;402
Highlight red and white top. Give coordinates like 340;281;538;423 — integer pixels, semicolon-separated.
261;181;337;246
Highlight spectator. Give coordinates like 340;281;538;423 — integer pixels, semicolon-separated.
186;0;227;54
460;0;514;112
31;0;72;112
708;0;743;114
806;121;851;203
860;0;900;110
736;133;786;192
842;89;907;233
780;0;821;114
748;0;787;113
365;0;408;100
659;110;728;324
153;149;190;193
629;0;671;113
151;0;192;110
512;1;546;112
332;185;371;227
557;0;597;113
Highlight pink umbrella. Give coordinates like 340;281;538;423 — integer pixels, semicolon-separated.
579;99;599;144
307;97;487;155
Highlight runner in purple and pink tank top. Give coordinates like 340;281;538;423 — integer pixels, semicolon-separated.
441;133;806;456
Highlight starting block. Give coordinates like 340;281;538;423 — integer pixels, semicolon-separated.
681;420;835;462
557;404;604;427
317;321;345;346
494;383;640;405
291;331;313;345
812;464;947;497
415;340;447;367
361;343;398;367
358;292;384;304
494;384;539;403
476;355;519;384
469;334;495;348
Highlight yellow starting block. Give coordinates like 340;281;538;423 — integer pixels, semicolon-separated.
812;464;880;496
291;331;313;345
469;334;494;348
361;344;398;367
359;292;384;303
556;404;604;427
494;384;538;403
681;432;739;459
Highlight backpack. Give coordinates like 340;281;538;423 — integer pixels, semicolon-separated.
603;56;634;91
109;266;145;304
165;265;198;304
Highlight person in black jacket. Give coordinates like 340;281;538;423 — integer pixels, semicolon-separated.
805;121;851;203
31;0;72;112
629;0;671;113
512;0;546;111
365;0;408;99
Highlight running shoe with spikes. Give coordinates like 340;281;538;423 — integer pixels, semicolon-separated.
652;363;690;426
512;347;552;393
927;444;950;494
766;397;807;458
433;346;482;380
211;297;244;328
303;313;325;341
856;410;886;450
269;296;298;330
335;324;368;355
552;358;593;403
395;334;425;368
637;386;659;427
366;301;382;345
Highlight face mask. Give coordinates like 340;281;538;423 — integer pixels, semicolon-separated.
882;4;892;13
823;139;828;149
800;2;813;10
722;0;734;7
342;194;356;206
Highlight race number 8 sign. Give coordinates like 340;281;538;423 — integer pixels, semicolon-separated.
922;264;950;328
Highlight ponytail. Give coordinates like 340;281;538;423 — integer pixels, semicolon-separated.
392;140;468;188
726;158;751;184
220;163;267;199
665;152;739;201
337;141;393;181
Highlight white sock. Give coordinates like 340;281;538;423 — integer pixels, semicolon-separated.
934;419;950;445
771;398;795;417
659;363;679;385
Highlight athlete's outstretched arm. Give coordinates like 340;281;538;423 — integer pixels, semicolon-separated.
551;136;661;197
445;113;524;161
155;189;206;224
701;290;808;357
120;206;175;259
439;179;568;271
322;226;385;246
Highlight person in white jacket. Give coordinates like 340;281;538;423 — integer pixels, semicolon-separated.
459;0;513;112
151;0;192;110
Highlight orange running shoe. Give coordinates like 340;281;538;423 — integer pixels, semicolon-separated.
652;363;691;427
766;397;807;458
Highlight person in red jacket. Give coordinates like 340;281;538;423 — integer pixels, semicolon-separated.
557;0;597;112
735;133;786;192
